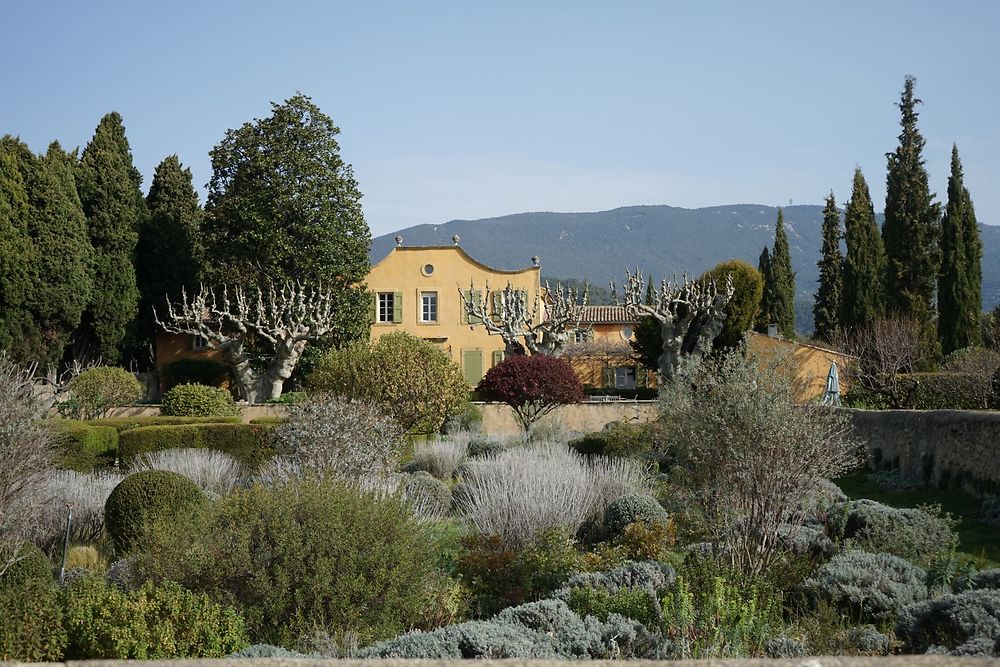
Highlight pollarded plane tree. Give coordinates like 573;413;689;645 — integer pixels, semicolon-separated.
458;280;589;356
155;282;337;402
614;268;734;380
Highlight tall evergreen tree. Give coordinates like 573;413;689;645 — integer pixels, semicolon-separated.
769;208;796;338
756;246;774;332
0;138;36;359
938;145;982;354
202;94;371;347
74;112;144;364
24;142;94;365
841;168;886;330
136;155;204;349
882;76;941;363
813;192;843;341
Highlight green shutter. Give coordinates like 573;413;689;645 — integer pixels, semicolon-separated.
463;289;482;324
393;292;403;323
492;349;504;367
463;350;484;386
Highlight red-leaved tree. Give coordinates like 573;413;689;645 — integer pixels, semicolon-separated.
476;355;583;433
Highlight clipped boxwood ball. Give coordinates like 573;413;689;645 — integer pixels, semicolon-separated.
104;470;207;554
0;543;53;591
161;383;238;417
603;494;669;536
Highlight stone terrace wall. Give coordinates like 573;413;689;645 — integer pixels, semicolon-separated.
846;408;1000;497
476;400;658;435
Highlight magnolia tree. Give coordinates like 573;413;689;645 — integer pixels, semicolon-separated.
614;269;733;380
458;281;588;356
475;354;583;433
156;282;338;402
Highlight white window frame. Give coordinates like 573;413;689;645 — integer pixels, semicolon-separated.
377;292;395;323
192;335;208;351
420;291;438;323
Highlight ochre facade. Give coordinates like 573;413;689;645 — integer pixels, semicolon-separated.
746;331;850;401
367;243;541;385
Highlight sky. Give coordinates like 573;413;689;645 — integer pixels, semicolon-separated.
2;1;998;237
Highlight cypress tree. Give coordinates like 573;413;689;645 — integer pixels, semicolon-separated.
24;142;94;365
813;192;843;341
136;155;204;348
938;145;982;354
770;208;796;338
882;76;941;363
74;112;144;364
0;137;36;359
841;168;886;330
756;246;774;332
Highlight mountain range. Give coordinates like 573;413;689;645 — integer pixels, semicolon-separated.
370;204;999;335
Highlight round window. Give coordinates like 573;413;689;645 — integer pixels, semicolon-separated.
421;264;435;276
621;325;634;341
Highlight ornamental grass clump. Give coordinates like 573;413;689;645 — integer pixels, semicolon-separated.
407;438;468;479
26;469;123;551
455;442;647;548
130;448;243;495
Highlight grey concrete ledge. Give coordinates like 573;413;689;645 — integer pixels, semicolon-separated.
4;657;999;667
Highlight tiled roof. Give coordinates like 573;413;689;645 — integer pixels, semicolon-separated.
577;305;638;325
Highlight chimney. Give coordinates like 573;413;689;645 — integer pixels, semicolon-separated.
767;323;778;338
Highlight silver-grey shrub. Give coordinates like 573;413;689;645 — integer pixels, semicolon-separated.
953;569;1000;593
28;469;123;550
835;499;957;567
131;448;243;494
275;394;405;479
799;550;928;621
455;442;647;547
896;589;1000;656
407;438;467;479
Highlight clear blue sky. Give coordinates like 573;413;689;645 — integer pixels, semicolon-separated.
3;1;998;236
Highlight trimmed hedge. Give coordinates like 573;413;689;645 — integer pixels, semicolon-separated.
117;423;277;467
89;415;240;433
104;470;207;554
161;384;238;417
47;420;118;471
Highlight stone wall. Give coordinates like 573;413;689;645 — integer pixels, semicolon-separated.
476;400;658;435
846;408;1000;497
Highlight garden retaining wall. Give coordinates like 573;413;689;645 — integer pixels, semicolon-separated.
845;408;1000;498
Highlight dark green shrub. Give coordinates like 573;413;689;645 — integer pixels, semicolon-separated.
247;416;286;425
466;437;503;458
90;415;241;432
898;372;994;410
404;471;452;516
0;581;66;661
570;421;663;461
161;383;238;417
799;551;927;621
117;423;277;467
896;589;1000;656
62;576;247;659
104;470;207;554
161;358;229;392
135;477;447;647
0;543;52;591
603;494;668;537
833;499;957;567
47;420;118;471
265;391;306;405
67;367;145;419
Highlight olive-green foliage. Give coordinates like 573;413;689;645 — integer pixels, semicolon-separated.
62;576;247;659
700;259;764;348
75;112;145;363
0;543;52;591
104;470;207;554
161;383;238;417
813;193;843;342
161;358;228;391
570;421;664;462
565;585;659;628
117;423;276;468
68;367;144;419
0;581;66;661
47;420;118;471
841;168;886;330
833;499;957;567
896;371;995;410
882;76;942;366
662;574;782;659
404;471;453;517
136;155;204;352
603;495;669;537
202;94;371;347
310;331;469;434
136;477;445;647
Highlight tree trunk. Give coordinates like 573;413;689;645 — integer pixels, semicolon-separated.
262;339;307;401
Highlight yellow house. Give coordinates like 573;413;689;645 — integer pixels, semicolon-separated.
747;331;850;401
367;236;541;385
564;306;654;390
